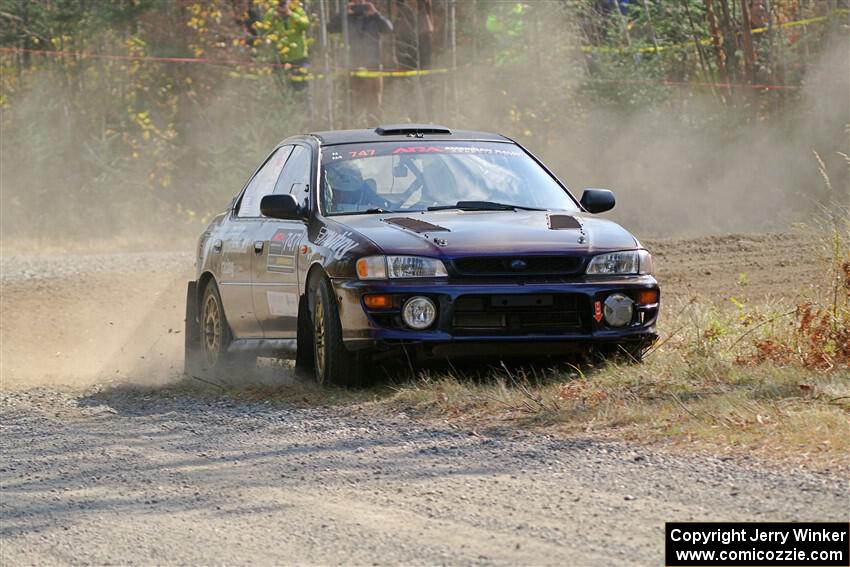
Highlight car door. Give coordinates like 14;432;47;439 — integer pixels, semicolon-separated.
219;145;293;338
251;144;313;338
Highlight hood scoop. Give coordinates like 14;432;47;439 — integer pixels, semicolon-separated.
547;214;582;230
384;217;450;233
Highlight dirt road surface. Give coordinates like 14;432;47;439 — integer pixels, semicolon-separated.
1;232;847;565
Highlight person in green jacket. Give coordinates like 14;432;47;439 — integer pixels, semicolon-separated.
249;0;312;87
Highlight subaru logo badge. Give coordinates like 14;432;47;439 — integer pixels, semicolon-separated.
509;259;528;271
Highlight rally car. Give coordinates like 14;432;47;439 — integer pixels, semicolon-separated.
184;124;660;385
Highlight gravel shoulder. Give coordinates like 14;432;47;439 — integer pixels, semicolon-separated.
1;388;846;566
1;232;847;565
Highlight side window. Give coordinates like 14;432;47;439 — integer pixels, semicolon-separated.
273;145;312;207
237;146;293;217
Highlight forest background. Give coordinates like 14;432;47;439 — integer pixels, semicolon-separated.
1;0;847;245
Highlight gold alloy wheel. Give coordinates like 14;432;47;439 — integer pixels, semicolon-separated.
202;293;222;367
313;292;326;381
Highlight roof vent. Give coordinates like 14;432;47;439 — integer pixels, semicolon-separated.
375;124;452;137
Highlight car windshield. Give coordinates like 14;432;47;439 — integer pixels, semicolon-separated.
320;141;579;215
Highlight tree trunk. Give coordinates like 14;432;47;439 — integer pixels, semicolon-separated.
739;0;757;82
704;0;728;84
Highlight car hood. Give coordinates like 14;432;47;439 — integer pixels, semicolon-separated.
332;209;640;257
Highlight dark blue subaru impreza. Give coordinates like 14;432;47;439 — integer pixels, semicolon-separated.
185;125;659;385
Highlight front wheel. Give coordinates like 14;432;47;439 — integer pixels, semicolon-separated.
311;278;366;387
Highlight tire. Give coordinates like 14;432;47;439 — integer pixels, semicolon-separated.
311;277;366;387
198;279;241;378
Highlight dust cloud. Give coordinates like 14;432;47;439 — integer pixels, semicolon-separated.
0;255;191;388
441;39;850;237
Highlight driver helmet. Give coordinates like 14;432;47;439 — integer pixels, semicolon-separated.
325;162;365;209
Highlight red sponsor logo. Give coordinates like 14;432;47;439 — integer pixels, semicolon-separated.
392;146;445;154
271;231;286;242
593;301;603;323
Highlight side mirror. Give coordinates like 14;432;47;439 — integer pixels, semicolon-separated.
580;188;615;214
261;194;302;220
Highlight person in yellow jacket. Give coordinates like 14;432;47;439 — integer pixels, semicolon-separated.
248;0;312;87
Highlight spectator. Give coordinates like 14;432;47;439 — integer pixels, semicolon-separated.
246;0;311;90
328;0;393;122
276;0;311;87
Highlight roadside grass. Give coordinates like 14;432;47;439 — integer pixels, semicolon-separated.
378;346;848;473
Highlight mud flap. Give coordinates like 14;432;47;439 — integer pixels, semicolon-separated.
294;294;314;372
183;281;202;376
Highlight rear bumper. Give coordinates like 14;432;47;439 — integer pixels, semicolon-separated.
331;276;659;356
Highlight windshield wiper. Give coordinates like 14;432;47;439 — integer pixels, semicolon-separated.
427;201;545;212
328;208;394;216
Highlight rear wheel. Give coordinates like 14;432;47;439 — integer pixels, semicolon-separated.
198;280;250;378
311;278;366;387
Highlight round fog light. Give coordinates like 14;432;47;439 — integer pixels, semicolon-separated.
402;296;437;330
603;293;634;327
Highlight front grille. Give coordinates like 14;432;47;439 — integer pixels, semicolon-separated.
453;256;583;277
452;293;587;336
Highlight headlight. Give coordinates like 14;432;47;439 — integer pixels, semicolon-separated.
586;250;652;275
356;256;448;280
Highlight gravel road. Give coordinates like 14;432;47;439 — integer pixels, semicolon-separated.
1;234;847;565
2;388;846;565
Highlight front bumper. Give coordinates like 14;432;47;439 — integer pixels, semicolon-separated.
331;276;659;356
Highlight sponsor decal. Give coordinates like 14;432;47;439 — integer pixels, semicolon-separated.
315;227;359;260
323;142;525;162
221;238;246;253
442;145;522;156
327;144;525;159
267;228;302;273
594;300;603;323
267;290;298;316
220;225;250;253
392;146;445;154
